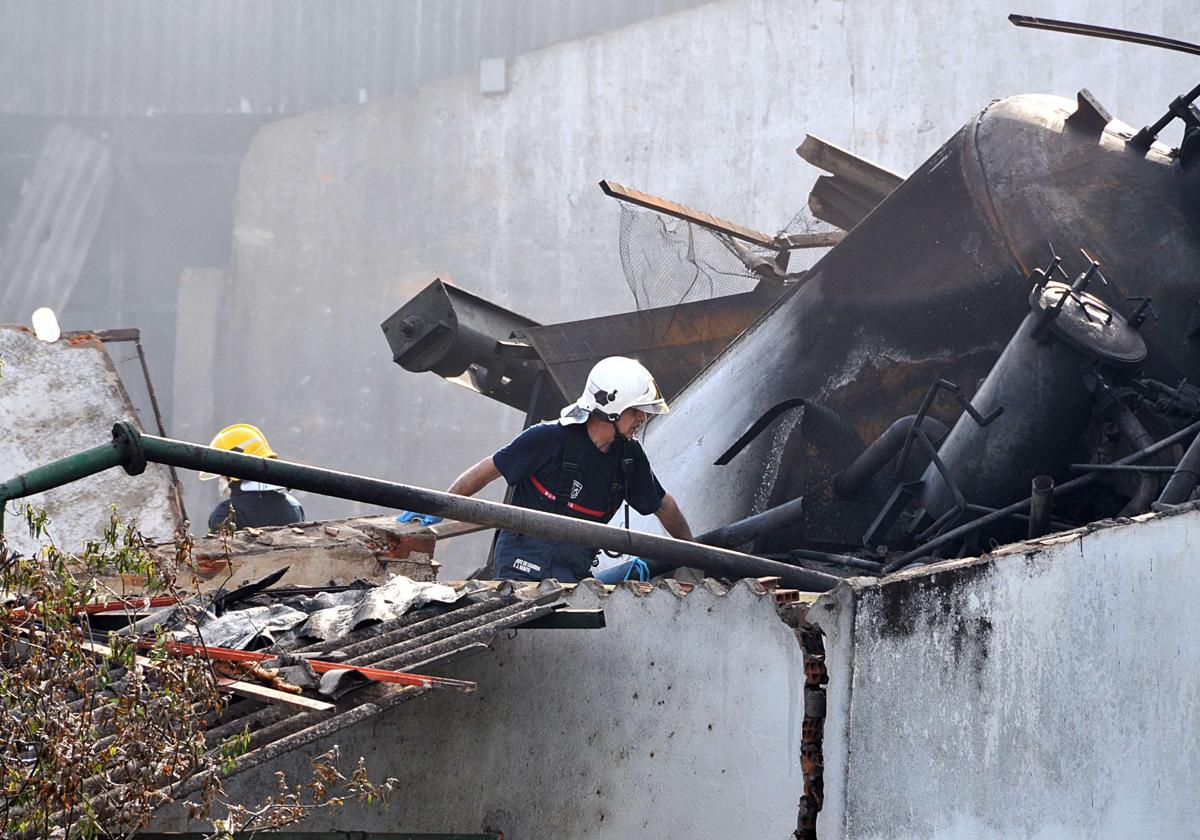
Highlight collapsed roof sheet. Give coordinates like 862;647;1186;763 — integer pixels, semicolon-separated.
161;580;569;797
0;326;180;555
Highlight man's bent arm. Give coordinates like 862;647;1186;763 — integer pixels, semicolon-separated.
655;493;694;541
448;457;502;496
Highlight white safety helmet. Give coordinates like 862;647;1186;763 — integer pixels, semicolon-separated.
559;356;669;425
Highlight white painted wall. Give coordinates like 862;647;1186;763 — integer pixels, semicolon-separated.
189;0;1197;571
811;507;1200;840
161;581;807;839
0;327;178;555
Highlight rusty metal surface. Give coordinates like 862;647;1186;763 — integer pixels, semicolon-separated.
599;179;781;247
518;285;786;409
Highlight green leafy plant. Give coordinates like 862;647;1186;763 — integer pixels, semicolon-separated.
0;505;396;840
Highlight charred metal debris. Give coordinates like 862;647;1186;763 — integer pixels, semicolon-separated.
382;64;1200;583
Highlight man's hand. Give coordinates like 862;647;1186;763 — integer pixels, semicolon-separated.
655;493;694;541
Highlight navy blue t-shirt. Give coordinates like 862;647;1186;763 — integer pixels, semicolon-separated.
494;421;665;520
490;422;666;582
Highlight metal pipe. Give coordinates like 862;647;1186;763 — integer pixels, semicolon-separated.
698;496;806;548
833;415;948;497
1069;463;1177;473
882;418;1200;573
0;441;125;532
963;503;1075;531
1159;429;1200;504
1112;402;1159;516
789;548;883;573
0;423;840;593
1028;475;1054;539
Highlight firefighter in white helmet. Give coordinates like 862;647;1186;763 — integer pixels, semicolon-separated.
441;356;694;582
201;423;305;532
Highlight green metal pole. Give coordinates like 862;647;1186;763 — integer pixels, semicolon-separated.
0;441;125;535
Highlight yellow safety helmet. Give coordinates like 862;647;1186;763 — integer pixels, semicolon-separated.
198;423;279;481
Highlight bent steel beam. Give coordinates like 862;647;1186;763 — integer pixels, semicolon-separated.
0;422;839;592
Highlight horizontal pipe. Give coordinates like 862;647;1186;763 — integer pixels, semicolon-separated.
1069;463;1177;473
963;503;1075;531
698;496;806;548
0;426;839;591
789;548;883;573
882;418;1200;573
130;431;839;592
0;441;126;533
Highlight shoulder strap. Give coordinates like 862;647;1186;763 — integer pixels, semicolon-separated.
556;426;589;509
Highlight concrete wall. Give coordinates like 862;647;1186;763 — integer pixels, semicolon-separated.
0;327;179;555
163;581;807;839
810;507;1200;840
183;0;1196;564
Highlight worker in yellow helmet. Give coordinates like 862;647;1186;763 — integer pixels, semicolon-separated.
201;423;304;532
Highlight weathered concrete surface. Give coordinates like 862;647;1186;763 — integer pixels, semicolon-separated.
172;267;234;525
184;0;1195;567
161;581;806;838
811;508;1200;840
0;326;179;555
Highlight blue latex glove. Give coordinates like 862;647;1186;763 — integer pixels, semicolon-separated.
396;510;443;526
594;557;650;584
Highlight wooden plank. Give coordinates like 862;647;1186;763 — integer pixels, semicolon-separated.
599;179;780;249
215;677;334;711
81;638;334;713
429;519;488;539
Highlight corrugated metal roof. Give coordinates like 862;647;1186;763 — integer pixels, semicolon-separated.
0;0;713;116
79;583;568;812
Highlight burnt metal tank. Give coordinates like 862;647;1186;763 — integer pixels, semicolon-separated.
639;91;1200;538
915;270;1148;529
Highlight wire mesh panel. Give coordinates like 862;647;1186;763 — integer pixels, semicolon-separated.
617;205;838;310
